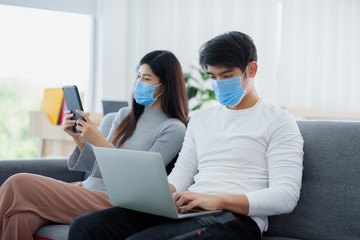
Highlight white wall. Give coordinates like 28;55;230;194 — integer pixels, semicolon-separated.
278;0;360;111
92;0;129;111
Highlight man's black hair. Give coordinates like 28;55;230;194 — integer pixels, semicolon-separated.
199;31;258;73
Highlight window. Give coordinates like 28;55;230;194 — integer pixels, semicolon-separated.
0;4;92;158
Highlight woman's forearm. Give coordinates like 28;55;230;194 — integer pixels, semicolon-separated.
73;136;84;151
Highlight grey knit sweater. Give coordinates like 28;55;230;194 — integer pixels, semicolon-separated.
68;107;186;192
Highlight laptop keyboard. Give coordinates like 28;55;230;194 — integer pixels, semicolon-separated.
178;207;205;214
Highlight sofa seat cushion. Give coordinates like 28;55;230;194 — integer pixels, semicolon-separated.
34;224;69;240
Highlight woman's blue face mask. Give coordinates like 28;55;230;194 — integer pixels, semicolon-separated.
134;80;163;107
211;70;249;107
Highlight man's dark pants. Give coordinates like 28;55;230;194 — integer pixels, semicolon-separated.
68;207;261;240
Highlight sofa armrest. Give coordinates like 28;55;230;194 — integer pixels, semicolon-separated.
0;158;85;185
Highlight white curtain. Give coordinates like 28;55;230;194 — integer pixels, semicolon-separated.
96;0;360;113
278;0;360;111
2;0;358;112
116;0;281;106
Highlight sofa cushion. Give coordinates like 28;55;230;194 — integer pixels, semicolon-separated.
264;121;360;240
34;224;69;240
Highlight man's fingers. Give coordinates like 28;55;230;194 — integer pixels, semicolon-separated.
175;193;194;210
173;192;181;202
182;201;198;212
173;193;186;210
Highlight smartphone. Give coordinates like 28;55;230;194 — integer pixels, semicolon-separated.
62;85;85;133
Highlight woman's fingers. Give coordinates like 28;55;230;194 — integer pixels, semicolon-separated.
62;122;74;128
63;116;76;127
64;110;74;119
76;110;91;122
77;118;86;127
76;124;83;134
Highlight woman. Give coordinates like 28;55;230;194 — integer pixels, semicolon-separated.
0;50;188;240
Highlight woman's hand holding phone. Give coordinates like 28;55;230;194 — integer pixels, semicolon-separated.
62;110;85;150
62;110;79;137
75;110;111;148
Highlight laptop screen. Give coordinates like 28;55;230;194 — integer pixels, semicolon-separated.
102;100;128;115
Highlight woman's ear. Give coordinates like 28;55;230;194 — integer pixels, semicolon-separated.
159;83;165;93
247;61;258;78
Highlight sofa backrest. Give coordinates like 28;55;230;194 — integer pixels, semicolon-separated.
264;121;360;240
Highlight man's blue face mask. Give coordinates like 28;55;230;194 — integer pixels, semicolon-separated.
211;68;250;107
134;80;163;107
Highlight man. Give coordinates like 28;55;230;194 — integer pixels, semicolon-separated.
68;31;304;240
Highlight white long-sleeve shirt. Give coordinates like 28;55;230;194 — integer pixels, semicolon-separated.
168;99;304;233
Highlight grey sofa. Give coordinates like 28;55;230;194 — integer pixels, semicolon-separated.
0;113;359;240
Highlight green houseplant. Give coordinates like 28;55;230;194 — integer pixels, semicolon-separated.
184;66;216;111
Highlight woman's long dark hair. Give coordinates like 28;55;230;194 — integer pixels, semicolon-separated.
111;50;189;147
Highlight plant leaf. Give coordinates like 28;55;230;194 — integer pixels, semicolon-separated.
192;104;202;111
183;72;191;83
184;66;213;111
187;86;198;99
205;89;216;99
198;68;209;81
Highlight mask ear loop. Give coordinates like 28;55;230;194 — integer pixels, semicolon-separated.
241;65;252;93
147;85;164;107
153;82;164;100
230;66;251;106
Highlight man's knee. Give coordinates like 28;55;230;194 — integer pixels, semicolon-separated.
70;213;98;230
70;215;85;229
68;214;95;240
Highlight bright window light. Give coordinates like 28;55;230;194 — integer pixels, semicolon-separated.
0;4;92;159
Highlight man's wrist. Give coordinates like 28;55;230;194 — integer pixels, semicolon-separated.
169;184;176;193
218;195;226;210
218;195;249;215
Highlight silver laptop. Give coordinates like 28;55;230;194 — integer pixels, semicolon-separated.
93;147;221;219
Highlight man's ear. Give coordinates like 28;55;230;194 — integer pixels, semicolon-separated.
247;61;258;78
